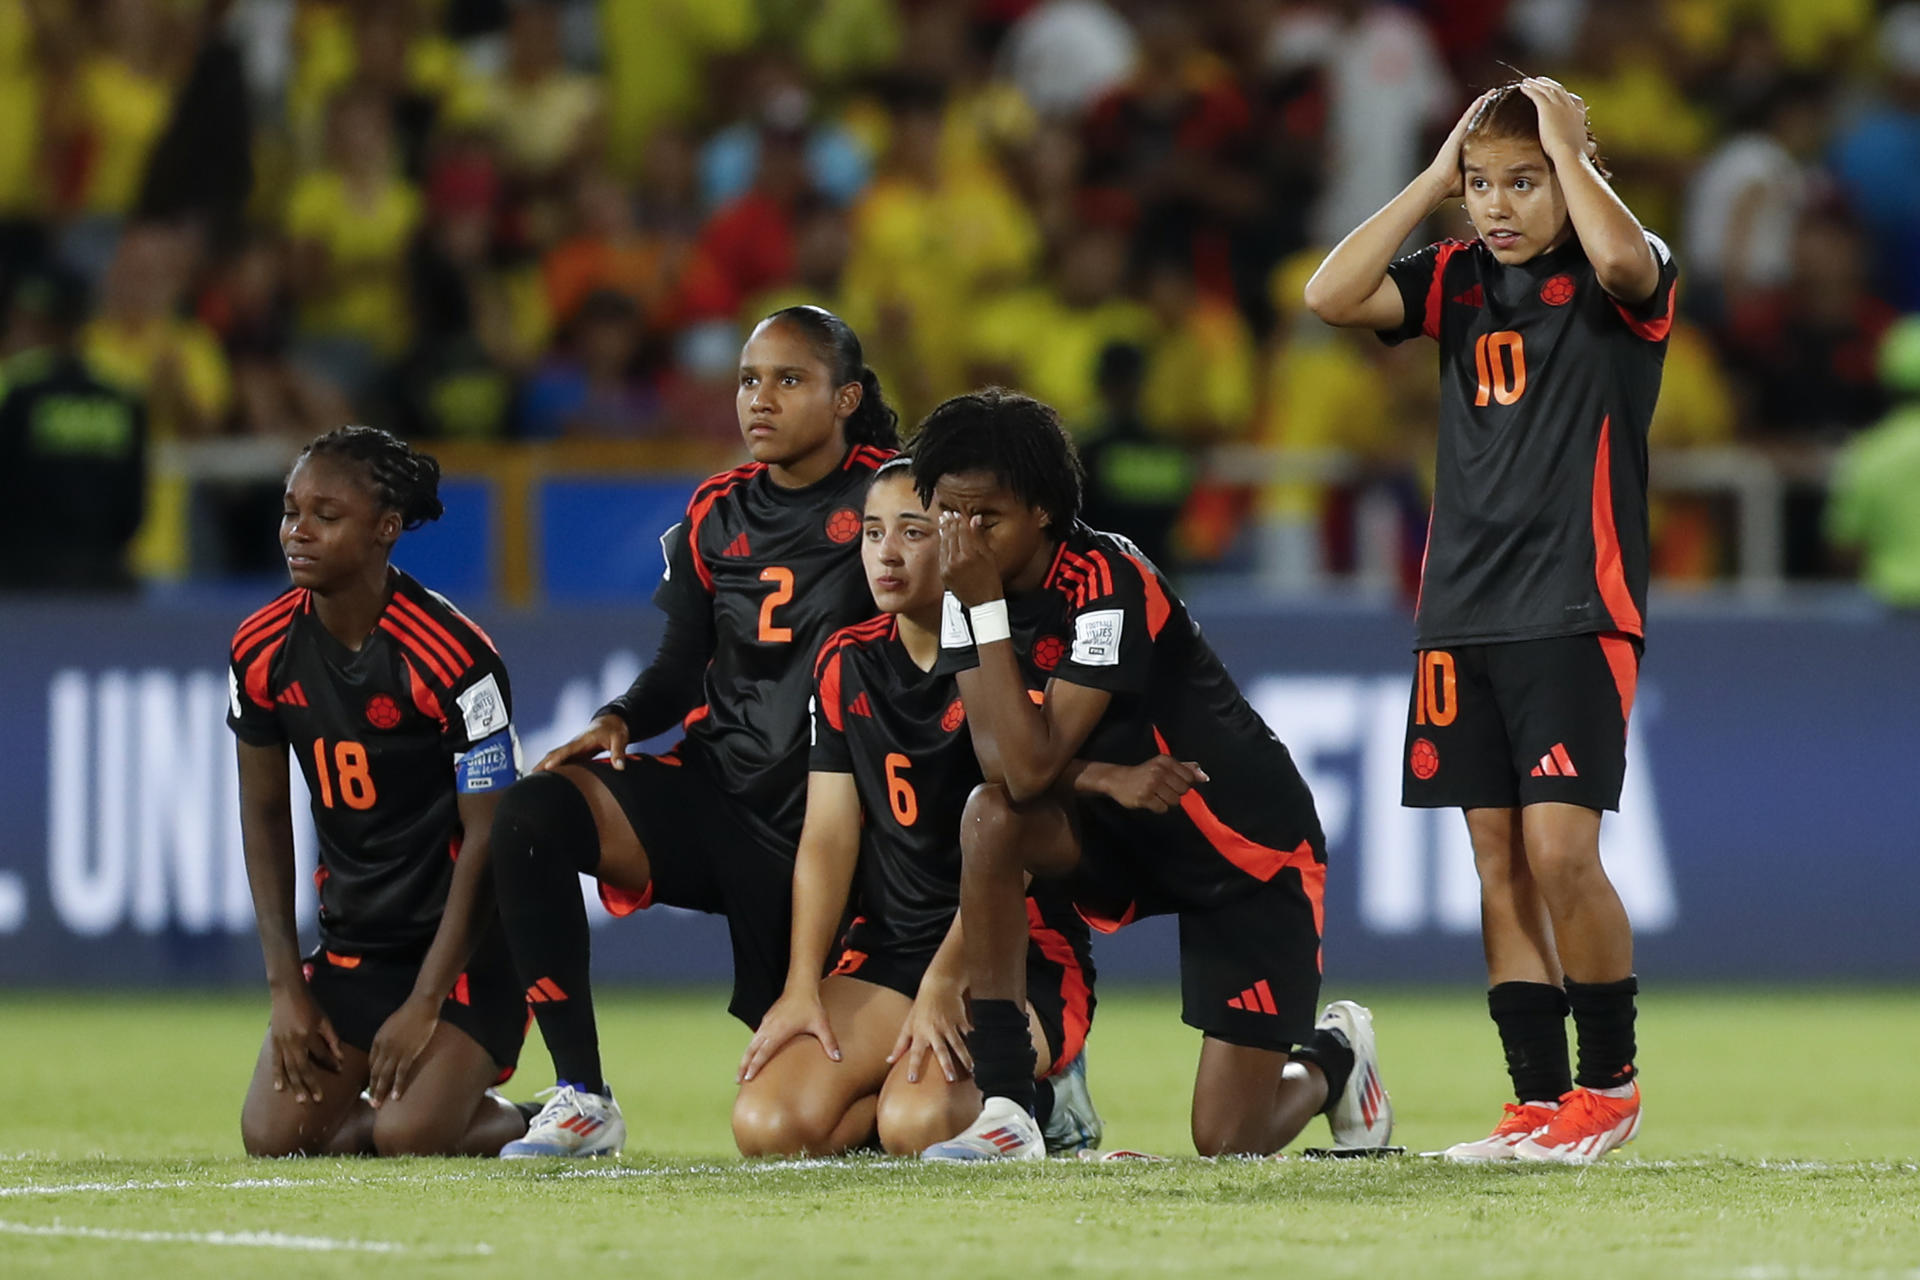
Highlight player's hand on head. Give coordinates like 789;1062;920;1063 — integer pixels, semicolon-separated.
889;976;971;1084
1520;77;1591;165
1427;89;1494;199
938;511;1003;608
537;713;630;772
738;988;840;1083
366;994;440;1107
268;985;343;1104
1106;755;1209;813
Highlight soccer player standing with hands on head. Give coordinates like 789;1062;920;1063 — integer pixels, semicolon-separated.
1307;78;1676;1164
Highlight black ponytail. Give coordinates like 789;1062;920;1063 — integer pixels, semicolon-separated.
760;304;900;450
298;425;445;530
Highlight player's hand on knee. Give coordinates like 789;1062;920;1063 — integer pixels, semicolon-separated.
537;714;630;772
890;977;971;1084
1106;756;1209;813
367;994;440;1108
739;988;839;1082
269;985;343;1104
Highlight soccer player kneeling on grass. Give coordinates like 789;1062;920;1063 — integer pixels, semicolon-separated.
230;427;528;1157
734;459;1125;1157
1306;78;1674;1164
910;391;1392;1160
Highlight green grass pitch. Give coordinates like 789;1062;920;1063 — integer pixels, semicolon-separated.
2;987;1916;1278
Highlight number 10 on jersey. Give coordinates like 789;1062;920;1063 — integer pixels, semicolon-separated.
1473;330;1527;406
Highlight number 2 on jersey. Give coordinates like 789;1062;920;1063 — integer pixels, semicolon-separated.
1473;330;1527;406
758;566;794;643
884;753;918;825
312;738;376;810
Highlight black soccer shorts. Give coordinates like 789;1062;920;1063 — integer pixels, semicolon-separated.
1065;802;1324;1053
830;889;1096;1076
302;924;527;1082
583;750;797;1029
1401;631;1641;812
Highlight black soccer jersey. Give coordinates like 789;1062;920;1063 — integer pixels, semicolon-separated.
810;614;982;953
941;525;1326;905
654;445;895;849
1380;230;1679;647
227;570;516;957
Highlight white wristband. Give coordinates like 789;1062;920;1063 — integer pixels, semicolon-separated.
968;599;1011;646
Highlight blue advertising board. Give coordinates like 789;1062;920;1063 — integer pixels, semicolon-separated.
2;586;1917;989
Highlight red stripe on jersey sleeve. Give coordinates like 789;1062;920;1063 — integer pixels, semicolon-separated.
404;656;448;728
1590;416;1644;637
817;649;846;733
243;635;287;710
232;591;302;658
1611;280;1676;342
1121;553;1170;639
683;466;762;594
381;618;458;687
390;593;475;669
1025;899;1092;1075
1424;241;1468;341
384;602;472;682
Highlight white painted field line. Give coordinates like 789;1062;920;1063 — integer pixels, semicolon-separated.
0;1218;492;1255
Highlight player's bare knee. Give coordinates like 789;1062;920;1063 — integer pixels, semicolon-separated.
371;1105;457;1158
1527;839;1608;902
960;783;1025;867
731;1092;837;1158
876;1091;968;1155
240;1105;317;1158
1190;1108;1270;1158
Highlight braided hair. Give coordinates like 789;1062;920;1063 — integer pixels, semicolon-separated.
297;426;445;530
908;388;1083;533
760;304;900;450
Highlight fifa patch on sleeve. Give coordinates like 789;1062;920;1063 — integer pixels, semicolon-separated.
940;592;974;649
1071;609;1125;667
456;672;510;742
227;666;243;718
456;728;520;793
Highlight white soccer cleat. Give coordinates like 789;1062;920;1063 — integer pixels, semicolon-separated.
1318;1000;1394;1150
499;1083;626;1158
1513;1083;1640;1165
1433;1101;1560;1163
1042;1051;1104;1154
920;1095;1045;1162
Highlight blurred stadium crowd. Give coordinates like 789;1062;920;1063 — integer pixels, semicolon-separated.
3;0;1920;598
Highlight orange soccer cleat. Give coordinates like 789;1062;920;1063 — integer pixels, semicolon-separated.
1435;1100;1561;1163
1513;1082;1641;1165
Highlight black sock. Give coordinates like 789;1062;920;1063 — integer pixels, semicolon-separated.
966;1000;1037;1116
1034;1078;1056;1129
1293;1028;1356;1114
491;773;606;1095
1565;975;1638;1089
1489;981;1573;1103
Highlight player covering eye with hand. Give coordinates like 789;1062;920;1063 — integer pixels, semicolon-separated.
229;426;528;1158
911;390;1393;1161
1306;78;1676;1164
488;306;898;1158
732;458;1131;1157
